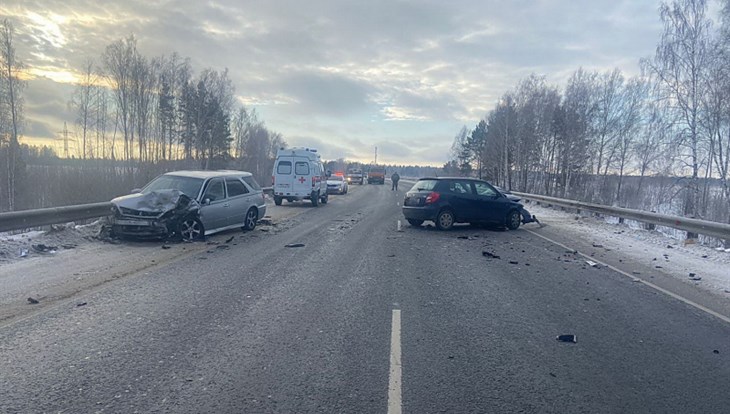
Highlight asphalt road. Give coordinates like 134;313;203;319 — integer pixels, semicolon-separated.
1;183;729;413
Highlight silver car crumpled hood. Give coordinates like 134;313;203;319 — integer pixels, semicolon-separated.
111;189;200;214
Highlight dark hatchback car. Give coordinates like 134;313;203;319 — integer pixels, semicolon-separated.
402;177;532;230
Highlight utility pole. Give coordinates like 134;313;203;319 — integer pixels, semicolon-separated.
56;122;72;158
374;146;378;165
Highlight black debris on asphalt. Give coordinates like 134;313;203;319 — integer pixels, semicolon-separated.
225;236;235;243
32;244;57;253
556;334;577;343
549;372;557;378
76;302;87;307
482;251;500;259
457;236;469;240
509;261;519;265
206;241;219;245
285;243;305;248
161;245;171;250
714;350;720;354
592;243;604;248
27;297;39;304
216;245;230;250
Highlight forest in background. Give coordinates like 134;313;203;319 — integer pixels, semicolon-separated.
446;0;730;226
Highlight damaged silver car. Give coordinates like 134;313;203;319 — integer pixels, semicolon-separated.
110;170;267;240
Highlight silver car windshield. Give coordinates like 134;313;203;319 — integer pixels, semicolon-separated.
142;175;204;198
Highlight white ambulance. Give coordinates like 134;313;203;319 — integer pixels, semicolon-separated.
272;147;329;206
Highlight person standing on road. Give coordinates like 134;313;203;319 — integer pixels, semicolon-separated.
391;171;400;191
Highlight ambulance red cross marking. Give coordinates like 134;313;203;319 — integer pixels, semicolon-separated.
298;176;306;183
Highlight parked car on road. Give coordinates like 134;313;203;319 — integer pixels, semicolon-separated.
326;175;348;194
402;177;535;230
110;170;266;240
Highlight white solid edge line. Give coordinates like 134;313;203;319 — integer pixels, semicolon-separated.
525;229;730;325
388;309;402;414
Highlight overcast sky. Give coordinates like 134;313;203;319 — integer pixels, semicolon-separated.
3;0;701;165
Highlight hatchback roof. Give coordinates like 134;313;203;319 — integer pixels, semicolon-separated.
163;170;252;179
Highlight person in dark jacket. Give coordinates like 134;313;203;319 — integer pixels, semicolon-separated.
391;172;400;191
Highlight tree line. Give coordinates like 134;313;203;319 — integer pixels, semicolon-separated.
0;22;286;212
447;0;730;224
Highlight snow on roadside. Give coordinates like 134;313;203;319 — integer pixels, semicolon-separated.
526;202;730;295
0;220;106;264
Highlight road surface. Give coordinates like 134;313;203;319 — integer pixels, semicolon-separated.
1;183;729;413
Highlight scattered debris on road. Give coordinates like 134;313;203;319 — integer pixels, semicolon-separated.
714;350;720;354
19;249;28;258
556;334;577;343
285;243;305;248
585;260;598;268
161;245;171;250
592;243;604;248
509;261;519;265
27;297;39;304
482;250;500;259
76;302;87;307
457;236;469;240
225;236;235;243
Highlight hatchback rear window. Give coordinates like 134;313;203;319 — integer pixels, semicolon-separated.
277;161;292;174
409;180;438;192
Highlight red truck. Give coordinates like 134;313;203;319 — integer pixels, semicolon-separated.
367;166;386;184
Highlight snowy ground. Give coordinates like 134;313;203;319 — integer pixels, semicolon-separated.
525;201;730;297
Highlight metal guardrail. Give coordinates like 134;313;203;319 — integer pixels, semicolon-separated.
0;202;113;233
0;187;275;233
513;191;730;241
2;187;727;240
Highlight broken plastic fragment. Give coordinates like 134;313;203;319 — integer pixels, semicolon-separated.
285;243;305;248
27;297;39;304
482;251;500;259
585;260;598;267
556;334;576;343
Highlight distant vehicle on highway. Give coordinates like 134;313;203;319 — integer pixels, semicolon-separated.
402;177;534;230
272;147;329;206
367;165;386;184
346;167;364;185
326;175;349;194
110;170;266;240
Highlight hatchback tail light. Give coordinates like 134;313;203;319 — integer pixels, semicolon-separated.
272;175;275;186
425;192;440;204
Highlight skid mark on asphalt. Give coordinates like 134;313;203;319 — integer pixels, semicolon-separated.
388;309;402;414
525;229;730;325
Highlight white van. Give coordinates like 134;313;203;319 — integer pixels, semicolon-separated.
272;147;329;206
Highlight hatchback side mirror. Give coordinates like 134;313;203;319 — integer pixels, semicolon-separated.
131;188;142;194
202;198;211;206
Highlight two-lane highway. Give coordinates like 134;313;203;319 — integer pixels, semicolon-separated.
1;183;729;413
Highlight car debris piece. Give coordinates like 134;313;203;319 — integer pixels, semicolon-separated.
76;302;88;307
457;236;469;240
61;244;77;249
666;245;674;249
556;334;577;343
216;245;230;250
714;350;720;354
482;250;500;259
549;372;557;378
585;260;598;267
27;297;39;304
688;272;696;278
32;244;57;253
161;245;171;250
592;243;604;248
225;236;235;243
690;276;702;281
19;249;28;258
509;261;519;265
285;243;305;248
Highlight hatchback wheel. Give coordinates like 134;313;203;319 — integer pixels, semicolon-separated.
435;209;454;230
243;207;258;231
179;217;204;241
506;210;521;230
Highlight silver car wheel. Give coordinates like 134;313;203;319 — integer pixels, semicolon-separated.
180;218;203;240
244;208;258;230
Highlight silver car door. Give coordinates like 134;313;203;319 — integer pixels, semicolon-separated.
199;178;228;232
225;177;250;226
